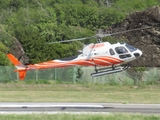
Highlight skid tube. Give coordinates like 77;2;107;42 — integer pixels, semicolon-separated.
91;65;129;77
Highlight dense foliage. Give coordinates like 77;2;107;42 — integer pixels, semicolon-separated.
0;0;159;64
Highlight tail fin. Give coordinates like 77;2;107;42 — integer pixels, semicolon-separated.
7;54;27;80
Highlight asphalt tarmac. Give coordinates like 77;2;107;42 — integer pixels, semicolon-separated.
0;102;160;115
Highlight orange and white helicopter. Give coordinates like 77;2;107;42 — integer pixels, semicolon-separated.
7;27;150;80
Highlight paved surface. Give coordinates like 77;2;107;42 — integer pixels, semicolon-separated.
0;102;160;115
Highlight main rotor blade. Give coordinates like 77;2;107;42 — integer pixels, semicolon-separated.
47;26;152;44
47;36;96;44
96;26;152;38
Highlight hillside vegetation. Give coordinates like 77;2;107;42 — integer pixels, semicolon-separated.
0;0;159;64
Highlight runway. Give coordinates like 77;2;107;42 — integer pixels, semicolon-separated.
0;103;160;115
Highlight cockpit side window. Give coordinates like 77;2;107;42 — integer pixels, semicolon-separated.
115;46;128;54
109;49;115;55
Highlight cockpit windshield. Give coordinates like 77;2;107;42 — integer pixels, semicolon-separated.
125;44;137;52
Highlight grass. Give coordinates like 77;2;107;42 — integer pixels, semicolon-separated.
0;113;160;120
0;82;160;119
0;82;159;103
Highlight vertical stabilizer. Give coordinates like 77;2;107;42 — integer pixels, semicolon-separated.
7;54;27;80
7;54;22;66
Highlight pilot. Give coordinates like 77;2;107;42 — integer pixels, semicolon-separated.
116;47;128;54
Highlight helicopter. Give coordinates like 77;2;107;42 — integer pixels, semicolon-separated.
7;27;150;80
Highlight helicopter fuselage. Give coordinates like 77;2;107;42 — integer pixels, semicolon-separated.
55;42;142;67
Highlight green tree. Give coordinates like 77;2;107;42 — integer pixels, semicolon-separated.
0;0;159;65
0;44;10;65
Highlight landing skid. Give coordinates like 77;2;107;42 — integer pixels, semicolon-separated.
91;65;129;77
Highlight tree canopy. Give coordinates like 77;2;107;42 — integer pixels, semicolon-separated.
0;0;159;64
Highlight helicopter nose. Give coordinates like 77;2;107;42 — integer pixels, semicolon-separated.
134;49;142;58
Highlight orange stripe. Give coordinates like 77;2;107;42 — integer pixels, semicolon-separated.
27;56;124;69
